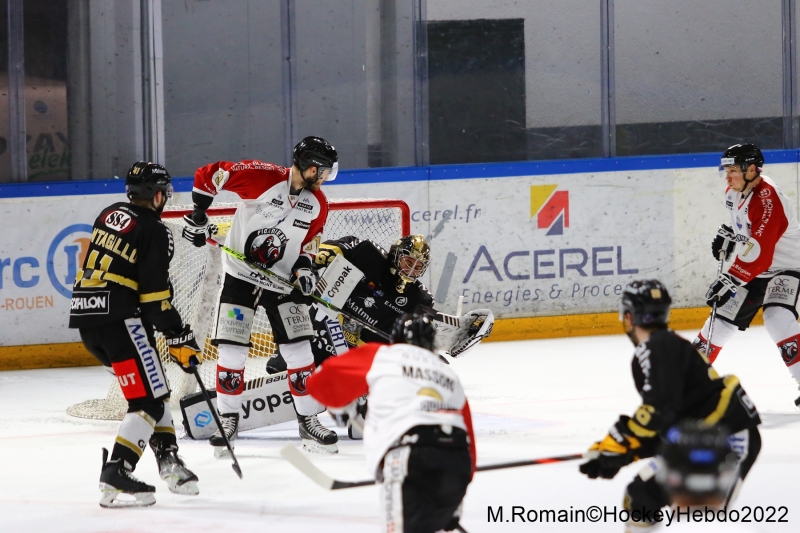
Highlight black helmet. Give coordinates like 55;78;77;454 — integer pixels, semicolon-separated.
619;280;672;327
391;312;436;351
721;143;764;173
389;235;431;293
125;161;173;200
656;421;738;504
293;136;339;180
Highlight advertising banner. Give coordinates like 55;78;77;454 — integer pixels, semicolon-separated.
2;160;797;347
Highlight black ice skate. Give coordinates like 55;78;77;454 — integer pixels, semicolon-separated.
209;412;239;458
151;442;199;496
298;413;338;454
98;448;156;508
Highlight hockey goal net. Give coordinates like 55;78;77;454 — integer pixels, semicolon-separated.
66;198;410;420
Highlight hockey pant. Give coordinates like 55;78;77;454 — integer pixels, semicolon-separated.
79;318;177;469
623;426;761;524
694;272;800;382
212;274;323;416
380;428;472;533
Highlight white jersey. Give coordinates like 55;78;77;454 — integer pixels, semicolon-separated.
305;342;476;477
193;160;327;293
724;175;800;282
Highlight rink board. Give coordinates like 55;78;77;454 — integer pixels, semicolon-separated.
1;151;798;357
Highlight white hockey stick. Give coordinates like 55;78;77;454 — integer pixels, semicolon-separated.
280;444;583;490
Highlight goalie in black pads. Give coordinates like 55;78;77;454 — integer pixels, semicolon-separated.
579;280;761;531
267;234;494;435
68;162;202;508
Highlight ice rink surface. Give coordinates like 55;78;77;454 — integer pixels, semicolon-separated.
2;326;799;532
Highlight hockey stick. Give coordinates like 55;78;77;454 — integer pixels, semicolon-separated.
280;444;583;490
191;366;243;479
705;252;726;356
206;238;391;342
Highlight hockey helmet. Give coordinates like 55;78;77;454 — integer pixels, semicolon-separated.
619;279;672;327
125;161;173;201
389;235;430;293
293;136;339;182
391;312;436;351
656;420;738;505
720;143;764;177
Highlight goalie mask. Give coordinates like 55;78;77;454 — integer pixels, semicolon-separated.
389;235;430;293
391;312;436;351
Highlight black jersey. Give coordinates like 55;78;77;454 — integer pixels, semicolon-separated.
68;202;182;332
630;329;760;436
320;237;434;343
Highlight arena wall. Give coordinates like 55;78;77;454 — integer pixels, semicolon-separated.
1;150;797;368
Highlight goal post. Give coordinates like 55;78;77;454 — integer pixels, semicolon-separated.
66;198;410;420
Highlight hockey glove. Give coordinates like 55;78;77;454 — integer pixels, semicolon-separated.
290;256;316;304
579;416;642;480
705;273;740;307
181;211;218;248
313;248;338;268
165;325;202;372
711;224;736;261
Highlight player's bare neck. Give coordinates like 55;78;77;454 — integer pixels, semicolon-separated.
289;166;306;195
741;175;762;197
130;197;156;211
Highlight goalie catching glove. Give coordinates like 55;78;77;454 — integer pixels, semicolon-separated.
433;309;495;358
165;325;202;372
182;211;218;248
579;415;657;480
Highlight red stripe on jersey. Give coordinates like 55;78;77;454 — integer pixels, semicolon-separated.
730;180;789;282
193;160;290;200
461;399;477;478
305;343;381;408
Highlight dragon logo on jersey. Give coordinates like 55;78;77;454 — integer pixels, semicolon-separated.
246;228;288;269
530;185;569;236
217;369;244;394
778;336;800;365
289;369;313;395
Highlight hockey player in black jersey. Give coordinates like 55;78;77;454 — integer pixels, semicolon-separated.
69;162;203;508
579;280;761;531
266;234;493;437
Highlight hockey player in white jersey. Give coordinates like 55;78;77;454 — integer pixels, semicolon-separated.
692;143;800;406
182;136;340;454
305;313;476;533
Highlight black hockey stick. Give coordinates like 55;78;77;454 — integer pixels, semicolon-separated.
280;444;583;490
207;238;391;342
191;366;243;479
706;252;726;356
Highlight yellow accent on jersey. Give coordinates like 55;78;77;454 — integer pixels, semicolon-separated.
140;289;171;303
704;375;740;425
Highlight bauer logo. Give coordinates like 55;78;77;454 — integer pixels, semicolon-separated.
530;185;569;236
47;223;94;298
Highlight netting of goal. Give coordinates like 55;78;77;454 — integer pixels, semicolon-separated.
66;198;410;420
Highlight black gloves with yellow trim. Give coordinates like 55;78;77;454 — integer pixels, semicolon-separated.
579;415;658;480
165;325;202;373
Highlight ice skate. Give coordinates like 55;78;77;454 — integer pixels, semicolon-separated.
154;447;199;495
209;412;239;458
98;448;156;508
298;413;338;454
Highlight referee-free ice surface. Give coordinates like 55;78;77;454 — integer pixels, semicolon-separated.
1;327;797;532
